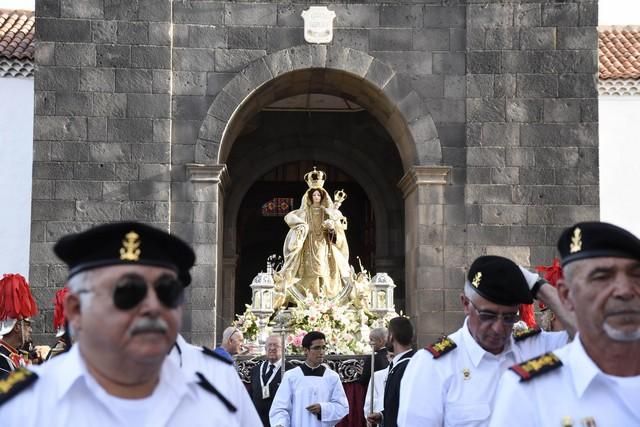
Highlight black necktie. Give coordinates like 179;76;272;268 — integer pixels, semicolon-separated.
263;363;275;383
388;361;394;373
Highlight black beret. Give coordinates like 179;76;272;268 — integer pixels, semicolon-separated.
54;221;196;286
467;255;532;306
557;221;640;266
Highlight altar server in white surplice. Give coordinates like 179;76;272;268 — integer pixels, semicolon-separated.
363;365;389;419
270;331;349;427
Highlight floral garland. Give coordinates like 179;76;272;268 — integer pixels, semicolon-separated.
234;296;398;355
234;304;260;339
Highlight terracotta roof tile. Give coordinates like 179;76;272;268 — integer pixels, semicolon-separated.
600;27;640;80
0;9;34;61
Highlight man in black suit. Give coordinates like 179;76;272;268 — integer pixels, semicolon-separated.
250;334;287;426
366;317;415;427
359;327;389;387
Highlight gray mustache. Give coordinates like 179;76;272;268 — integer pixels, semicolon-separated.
130;317;169;335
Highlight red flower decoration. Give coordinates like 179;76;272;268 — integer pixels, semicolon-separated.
53;287;70;330
535;258;563;287
0;273;38;320
535;258;563;311
519;303;537;328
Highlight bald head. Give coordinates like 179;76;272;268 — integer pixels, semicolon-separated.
221;326;243;355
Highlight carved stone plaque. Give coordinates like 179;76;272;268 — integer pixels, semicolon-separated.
301;6;336;44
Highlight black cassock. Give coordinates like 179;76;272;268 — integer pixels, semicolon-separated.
381;349;415;427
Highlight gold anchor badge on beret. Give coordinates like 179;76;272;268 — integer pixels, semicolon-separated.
472;272;482;288
120;231;141;261
570;227;582;253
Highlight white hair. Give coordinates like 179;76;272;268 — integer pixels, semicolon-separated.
369;327;387;341
463;282;479;301
67;271;93;308
562;262;577;283
221;326;240;345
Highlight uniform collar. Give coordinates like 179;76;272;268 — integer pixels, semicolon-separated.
462;317;515;367
0;339;19;355
391;348;413;366
54;344;194;402
567;336;602;398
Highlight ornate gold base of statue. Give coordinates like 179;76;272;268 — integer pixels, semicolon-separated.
237;167;398;355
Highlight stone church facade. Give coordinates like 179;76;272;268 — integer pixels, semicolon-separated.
30;1;598;346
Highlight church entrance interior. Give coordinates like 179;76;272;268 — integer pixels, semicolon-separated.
222;92;407;325
234;161;375;315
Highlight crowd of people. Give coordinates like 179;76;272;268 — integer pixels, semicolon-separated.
0;219;638;427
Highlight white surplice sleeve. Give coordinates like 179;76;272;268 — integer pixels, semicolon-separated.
269;371;293;427
319;374;349;425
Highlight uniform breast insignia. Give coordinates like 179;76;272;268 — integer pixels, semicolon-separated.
509;352;562;382
195;372;237;413
0;368;38;405
201;346;233;365
512;327;542;342
425;336;457;359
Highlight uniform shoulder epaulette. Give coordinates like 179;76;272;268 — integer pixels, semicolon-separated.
512;327;542;342
0;368;38;405
425;336;457;359
195;372;237;413
201;346;233;365
509;352;562;382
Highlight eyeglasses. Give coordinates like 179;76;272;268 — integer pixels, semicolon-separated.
309;345;327;351
465;297;519;325
78;273;184;311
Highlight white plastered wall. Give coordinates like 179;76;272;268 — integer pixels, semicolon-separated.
599;1;640;237
0;77;33;277
0;0;35;277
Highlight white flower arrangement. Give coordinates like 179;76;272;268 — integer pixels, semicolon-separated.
236;294;398;355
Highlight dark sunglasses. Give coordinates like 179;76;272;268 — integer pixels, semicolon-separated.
113;273;184;310
77;273;185;310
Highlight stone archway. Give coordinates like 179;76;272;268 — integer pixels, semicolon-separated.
187;46;451;344
196;45;442;168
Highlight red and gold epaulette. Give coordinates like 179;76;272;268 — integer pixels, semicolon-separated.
509;352;562;382
512;327;541;342
0;368;38;405
425;336;457;359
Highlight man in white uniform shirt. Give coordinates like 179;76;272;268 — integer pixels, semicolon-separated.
270;331;349;427
397;255;575;427
0;221;260;426
490;222;640;427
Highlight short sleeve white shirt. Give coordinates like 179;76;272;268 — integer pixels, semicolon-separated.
0;344;250;426
397;318;567;427
490;336;640;427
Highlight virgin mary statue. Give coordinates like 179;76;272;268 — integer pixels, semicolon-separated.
274;168;351;302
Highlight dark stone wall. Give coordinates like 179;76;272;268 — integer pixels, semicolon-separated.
30;1;598;345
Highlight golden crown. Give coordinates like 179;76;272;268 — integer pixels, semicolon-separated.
334;189;347;205
304;167;326;189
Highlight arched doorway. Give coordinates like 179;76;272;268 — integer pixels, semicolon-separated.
234;161;375;315
194;47;448;342
220;108;406;326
